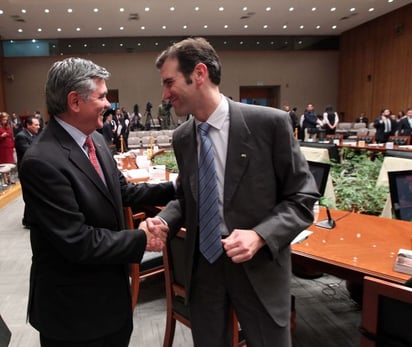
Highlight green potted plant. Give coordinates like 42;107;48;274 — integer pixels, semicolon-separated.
329;148;388;215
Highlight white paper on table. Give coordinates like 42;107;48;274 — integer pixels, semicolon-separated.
291;230;313;245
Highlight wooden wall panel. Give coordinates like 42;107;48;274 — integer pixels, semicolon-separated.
339;3;412;122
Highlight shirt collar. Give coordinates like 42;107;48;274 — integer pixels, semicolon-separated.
195;94;229;131
55;116;88;149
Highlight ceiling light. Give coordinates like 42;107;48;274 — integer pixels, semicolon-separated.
140;26;145;30
18;29;23;33
67;9;73;13
270;41;275;45
67;44;71;47
57;28;62;32
312;7;317;11
300;25;304;29
219;7;224;12
350;8;356;12
0;10;3;15
120;26;124;30
84;44;87;47
224;24;228;29
203;24;208;29
243;7;248;11
283;24;288;29
183;25;187;29
102;43;106;47
144;7;150;12
332;25;337;29
76;27;81;31
388;0;394;2
289;7;294;12
44;9;50;14
331;7;336;12
155;42;159;46
93;8;99;13
21;9;26;14
32;39;36;43
223;41;227;45
256;41;260;45
298;41;303;45
369;8;375;12
266;7;271;12
170;7;175;11
263;25;268;29
120;43;123;47
98;27;102;31
120;8;125;12
240;41;244;45
37;28;42;32
195;7;200;11
162;25;167;30
244;24;248;29
316;25;320;29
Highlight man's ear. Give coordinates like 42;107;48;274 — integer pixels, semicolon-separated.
193;63;208;84
67;91;81;112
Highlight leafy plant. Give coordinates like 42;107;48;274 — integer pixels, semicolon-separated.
152;151;179;173
329;148;388;215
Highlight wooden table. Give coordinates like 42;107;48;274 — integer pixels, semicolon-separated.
292;208;412;284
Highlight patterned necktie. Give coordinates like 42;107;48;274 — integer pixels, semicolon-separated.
84;136;104;180
198;122;223;263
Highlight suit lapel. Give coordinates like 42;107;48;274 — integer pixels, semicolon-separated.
224;101;253;205
177;119;199;203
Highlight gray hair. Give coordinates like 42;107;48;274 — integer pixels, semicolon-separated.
45;57;110;117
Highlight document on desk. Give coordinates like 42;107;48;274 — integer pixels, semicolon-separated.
394;248;412;275
291;230;313;245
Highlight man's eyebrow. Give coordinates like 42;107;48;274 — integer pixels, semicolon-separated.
163;77;173;85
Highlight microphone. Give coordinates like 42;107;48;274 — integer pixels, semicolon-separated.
315;206;336;229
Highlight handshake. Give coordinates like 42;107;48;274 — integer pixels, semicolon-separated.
138;217;169;252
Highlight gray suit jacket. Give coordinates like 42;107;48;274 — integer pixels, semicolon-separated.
159;98;319;326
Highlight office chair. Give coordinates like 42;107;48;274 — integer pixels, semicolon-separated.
123;207;164;311
162;228;246;347
360;276;412;347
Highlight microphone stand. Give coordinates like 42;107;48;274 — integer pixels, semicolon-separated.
315;206;336;229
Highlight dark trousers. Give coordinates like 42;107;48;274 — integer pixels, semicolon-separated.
40;319;132;347
190;254;291;347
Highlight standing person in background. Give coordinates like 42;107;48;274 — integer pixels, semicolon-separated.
322;105;339;135
150;37;319;347
121;107;131;150
398;108;412;137
374;108;392;143
19;57;176;347
0;112;15;164
283;104;299;137
14;115;40;228
14;116;40;171
10;113;22;137
34;110;45;132
302;103;322;141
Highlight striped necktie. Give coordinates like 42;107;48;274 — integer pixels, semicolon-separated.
198;122;223;263
84;136;104;180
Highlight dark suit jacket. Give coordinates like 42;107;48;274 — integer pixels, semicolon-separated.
19;118;175;341
14;128;36;171
398;117;412;136
158;98;319;327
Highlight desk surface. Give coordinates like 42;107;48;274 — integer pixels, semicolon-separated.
292;208;412;284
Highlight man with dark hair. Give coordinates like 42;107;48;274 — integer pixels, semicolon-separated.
14;116;40;171
19;57;175;346
15;115;41;228
150;37;319;347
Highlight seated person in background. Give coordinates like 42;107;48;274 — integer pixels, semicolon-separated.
322;105;339;135
355;112;368;125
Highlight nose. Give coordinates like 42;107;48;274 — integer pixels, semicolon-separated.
162;87;171;101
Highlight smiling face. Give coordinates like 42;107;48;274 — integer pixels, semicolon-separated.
159;58;198;118
72;78;111;134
